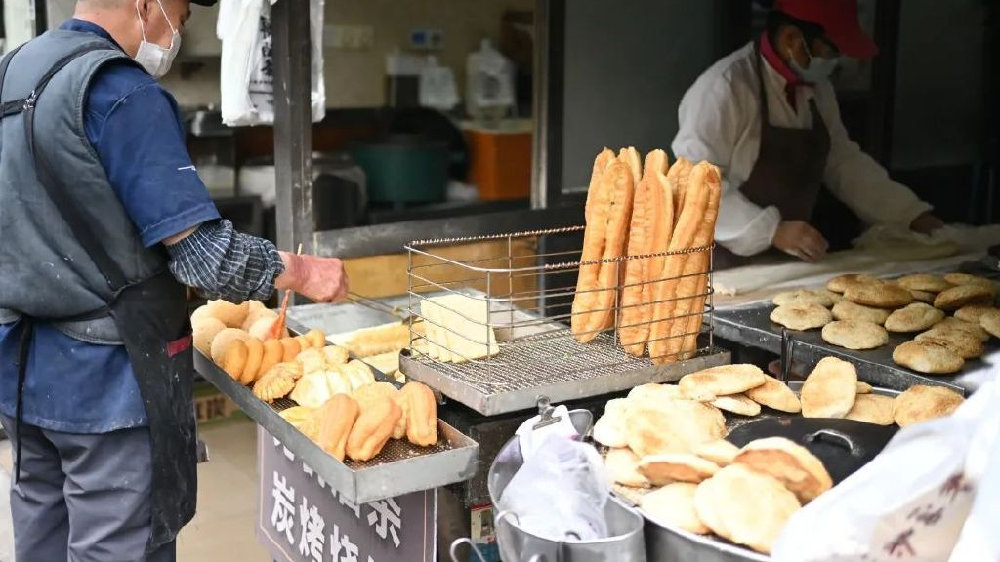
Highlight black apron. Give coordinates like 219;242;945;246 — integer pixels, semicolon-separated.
714;41;860;269
1;44;197;554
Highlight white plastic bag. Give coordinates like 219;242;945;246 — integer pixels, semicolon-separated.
498;433;609;542
217;0;326;126
419;57;459;111
465;38;515;121
772;380;1000;562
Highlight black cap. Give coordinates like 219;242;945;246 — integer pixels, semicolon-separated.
191;0;218;6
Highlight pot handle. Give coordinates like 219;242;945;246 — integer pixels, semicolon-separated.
449;538;487;562
805;428;858;454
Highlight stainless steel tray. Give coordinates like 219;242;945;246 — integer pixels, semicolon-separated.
401;343;731;417
193;309;479;504
714;302;975;394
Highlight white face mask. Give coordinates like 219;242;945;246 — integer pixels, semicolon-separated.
134;0;181;78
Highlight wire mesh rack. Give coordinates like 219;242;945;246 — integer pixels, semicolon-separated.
399;225;730;415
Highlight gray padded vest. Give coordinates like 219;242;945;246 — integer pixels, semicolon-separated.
0;30;170;343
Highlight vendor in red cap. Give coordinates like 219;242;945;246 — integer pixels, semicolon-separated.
673;0;943;267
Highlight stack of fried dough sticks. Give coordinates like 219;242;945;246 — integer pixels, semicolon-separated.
570;147;722;364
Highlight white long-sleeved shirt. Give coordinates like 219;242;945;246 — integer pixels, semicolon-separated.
672;42;932;257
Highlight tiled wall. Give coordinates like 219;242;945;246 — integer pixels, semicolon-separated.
161;0;533;109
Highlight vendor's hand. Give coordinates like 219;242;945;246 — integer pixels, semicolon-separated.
276;252;350;302
773;221;829;262
910;212;944;234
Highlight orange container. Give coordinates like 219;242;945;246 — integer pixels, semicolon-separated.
464;122;533;201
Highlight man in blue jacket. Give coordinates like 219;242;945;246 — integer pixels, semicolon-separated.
0;0;349;559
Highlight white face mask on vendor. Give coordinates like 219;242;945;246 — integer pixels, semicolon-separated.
788;40;841;84
134;0;181;78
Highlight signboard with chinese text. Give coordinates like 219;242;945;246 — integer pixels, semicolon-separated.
257;427;437;562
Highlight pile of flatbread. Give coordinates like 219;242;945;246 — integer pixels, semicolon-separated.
570;147;722;365
596;360;965;554
768;272;1000;374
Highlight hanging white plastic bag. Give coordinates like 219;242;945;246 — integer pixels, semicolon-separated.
772;380;1000;562
217;0;326;126
498;433;609;543
465;38;515;121
419;57;459;111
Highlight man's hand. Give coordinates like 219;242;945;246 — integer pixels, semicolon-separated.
910;212;944;234
773;221;829;262
275;252;350;303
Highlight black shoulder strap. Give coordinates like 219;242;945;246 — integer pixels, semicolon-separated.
17;43;129;293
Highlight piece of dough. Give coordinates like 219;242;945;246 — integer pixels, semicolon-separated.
895;274;953;293
844;282;914;308
584;148;615;224
892;341;964;374
744;376;802;413
619;149;671;356
771;303;833;331
733;437;833;503
210;328;251;365
845;393;895;425
604;448;649;488
935;285;994;311
694;464;801;554
641;483;709;535
678;364;767;402
821;320;889;350
710;394;762;417
639;454;721;485
801;356;857;418
893;384;965;427
884;303;946;333
401;381;438;447
259;340;284;381
831;301;891;325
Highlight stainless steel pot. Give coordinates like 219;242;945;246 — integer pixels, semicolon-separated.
486;409;647;562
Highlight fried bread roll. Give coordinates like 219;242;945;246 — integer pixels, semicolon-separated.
346;395;402;462
584;148;615;224
572;158;635;342
401;382;438;447
671;163;722;361
619;149;672;356
258;340;284;381
239;338;265;384
315;394;359;462
647;159;705;362
223;340;248;381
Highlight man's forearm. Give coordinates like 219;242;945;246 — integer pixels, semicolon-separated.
165;220;284;302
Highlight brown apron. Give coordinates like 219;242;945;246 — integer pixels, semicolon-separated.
714;42;860;269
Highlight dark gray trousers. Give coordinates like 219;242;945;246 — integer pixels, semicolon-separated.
0;416;176;562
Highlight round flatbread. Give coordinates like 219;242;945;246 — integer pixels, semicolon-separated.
678;364;767;402
856;381;873;394
593;412;628;448
915;328;984;359
641;483;710;535
884;303;946;333
628;382;683;406
893;384;965;427
980;309;1000;339
625;401;727;458
845;394;895;425
892;340;964;374
772;289;835;307
895;274;953;293
909;290;937;303
821;320;889;350
954;304;998;324
710;394;762;417
770;303;833;331
693;439;741;466
800;357;857;418
733;436;833;503
605;448;650;488
694;464;802;554
934;317;989;342
639;453;721;485
935;285;994;311
826;273;878;294
844;282;914;309
744;376;802;413
831;300;891;325
943;272;997;292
